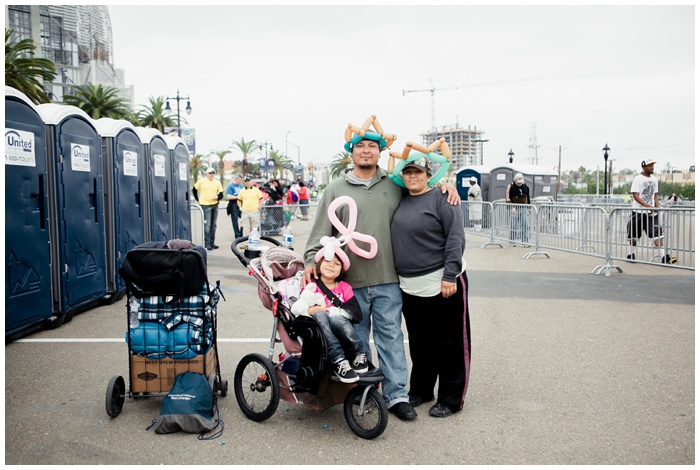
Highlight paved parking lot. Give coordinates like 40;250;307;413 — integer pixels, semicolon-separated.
4;206;695;464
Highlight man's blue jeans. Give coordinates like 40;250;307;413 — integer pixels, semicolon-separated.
353;282;409;407
510;206;529;243
201;204;218;247
312;312;363;365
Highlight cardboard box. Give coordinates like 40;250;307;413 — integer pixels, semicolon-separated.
129;347;216;393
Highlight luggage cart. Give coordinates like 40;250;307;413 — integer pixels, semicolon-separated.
105;241;227;418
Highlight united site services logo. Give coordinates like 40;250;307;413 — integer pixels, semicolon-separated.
5;128;36;167
71;143;91;172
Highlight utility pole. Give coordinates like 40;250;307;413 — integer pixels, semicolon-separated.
557;145;562;198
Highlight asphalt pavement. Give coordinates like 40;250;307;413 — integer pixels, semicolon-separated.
4;205;695;465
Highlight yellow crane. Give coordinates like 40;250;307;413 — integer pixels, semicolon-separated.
402;77;542;130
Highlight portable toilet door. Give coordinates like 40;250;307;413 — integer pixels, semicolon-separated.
4;87;55;337
164;135;192;241
95;118;146;296
489;166;516;202
37;103;107;321
136;127;172;242
456;165;491;201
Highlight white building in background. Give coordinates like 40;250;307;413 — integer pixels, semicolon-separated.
5;5;133;108
420;124;487;169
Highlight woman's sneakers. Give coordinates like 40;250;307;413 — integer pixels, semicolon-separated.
332;359;359;383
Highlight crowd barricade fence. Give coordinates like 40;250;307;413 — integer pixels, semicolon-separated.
462;200;694;275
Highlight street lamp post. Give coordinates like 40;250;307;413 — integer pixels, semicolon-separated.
602;143;610;195
165;90;192;137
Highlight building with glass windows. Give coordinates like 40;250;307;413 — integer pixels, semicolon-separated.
5;5;133;107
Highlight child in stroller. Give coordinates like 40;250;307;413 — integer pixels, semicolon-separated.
230;236;389;440
295;252;369;384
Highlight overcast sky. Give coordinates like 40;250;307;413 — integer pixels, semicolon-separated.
108;4;695;174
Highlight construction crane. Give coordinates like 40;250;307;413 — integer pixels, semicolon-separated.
402;77;542;130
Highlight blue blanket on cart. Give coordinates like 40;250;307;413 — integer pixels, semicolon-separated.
127;283;219;359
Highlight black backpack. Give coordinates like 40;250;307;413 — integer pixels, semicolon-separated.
119;241;209;298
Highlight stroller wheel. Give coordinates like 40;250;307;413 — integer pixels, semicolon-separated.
234;353;280;421
344;385;388;440
105;375;126;418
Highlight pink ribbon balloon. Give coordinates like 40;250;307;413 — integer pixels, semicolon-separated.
314;195;378;270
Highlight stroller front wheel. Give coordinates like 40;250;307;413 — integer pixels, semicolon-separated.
344;384;388;440
234;353;280;421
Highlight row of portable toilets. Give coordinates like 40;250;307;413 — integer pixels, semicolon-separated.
5;86;193;340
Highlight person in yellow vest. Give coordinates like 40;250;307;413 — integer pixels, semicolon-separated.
237;176;264;236
193;167;224;250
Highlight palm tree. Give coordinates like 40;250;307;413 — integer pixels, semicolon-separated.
62;83;132;120
137;96;176;133
330;151;352;179
231;138;260;177
5;29;57;104
189;154;207;187
209;149;232;185
267;150;295;179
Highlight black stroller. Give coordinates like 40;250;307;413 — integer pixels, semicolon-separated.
231;235;389;439
105;241;227;418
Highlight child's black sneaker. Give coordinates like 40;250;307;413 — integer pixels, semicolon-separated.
332;359;359;383
663;254;677;264
352;352;369;374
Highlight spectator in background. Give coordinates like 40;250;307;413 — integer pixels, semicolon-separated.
237;176;263;236
627;160;677;264
467;176;483;230
505;173;530;246
193;167;224;250
298;181;310;220
225;174;244;239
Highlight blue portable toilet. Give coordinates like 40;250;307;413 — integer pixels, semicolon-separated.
136;127;172;242
37;103;107;322
164;135;192;242
4;86;55;338
95;118;146;297
489;163;558;202
456;165;491;201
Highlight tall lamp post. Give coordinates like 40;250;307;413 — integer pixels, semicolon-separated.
165;90;192;137
602;143;610;195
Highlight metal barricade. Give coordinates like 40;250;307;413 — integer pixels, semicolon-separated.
189;204;205;246
608;206;695;270
469;199;694;274
490;202;549;259
259;203;319;236
462;201;491;237
536;203;607;256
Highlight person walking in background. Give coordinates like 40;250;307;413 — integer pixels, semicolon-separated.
193;167;224;250
237;176;263;236
225;174;244;239
505;173;530;246
298;181;310;220
467;176;483;230
626;160;677;264
390;157;470;419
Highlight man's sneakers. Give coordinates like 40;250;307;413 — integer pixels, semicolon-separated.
626;253;635;261
389;401;417;421
663;254;677;265
331;359;359;383
352;352;369;374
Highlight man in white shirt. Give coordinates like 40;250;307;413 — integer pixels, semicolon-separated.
626;160;676;264
467;176;482;230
